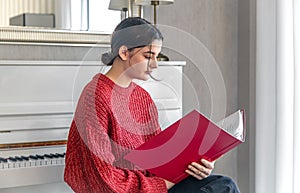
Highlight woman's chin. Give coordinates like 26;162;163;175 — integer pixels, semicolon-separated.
142;76;150;81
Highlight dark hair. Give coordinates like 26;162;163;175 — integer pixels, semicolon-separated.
101;17;164;65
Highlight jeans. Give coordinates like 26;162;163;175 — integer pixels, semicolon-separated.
168;175;240;193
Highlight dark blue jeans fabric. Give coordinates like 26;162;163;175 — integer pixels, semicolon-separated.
168;175;240;193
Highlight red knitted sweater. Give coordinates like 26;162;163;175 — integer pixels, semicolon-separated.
64;74;167;193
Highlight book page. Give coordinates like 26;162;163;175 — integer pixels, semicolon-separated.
216;110;244;141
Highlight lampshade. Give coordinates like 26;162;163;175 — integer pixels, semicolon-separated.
109;0;131;11
134;0;174;6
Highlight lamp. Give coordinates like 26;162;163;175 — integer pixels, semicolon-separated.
109;0;143;19
134;0;174;61
109;0;131;19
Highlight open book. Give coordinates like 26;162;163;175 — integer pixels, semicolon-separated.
124;109;246;184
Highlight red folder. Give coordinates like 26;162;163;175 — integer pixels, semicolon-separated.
124;109;246;183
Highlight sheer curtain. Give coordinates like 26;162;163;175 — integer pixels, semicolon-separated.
294;1;300;192
256;0;300;192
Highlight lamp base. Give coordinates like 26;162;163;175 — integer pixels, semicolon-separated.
157;52;169;61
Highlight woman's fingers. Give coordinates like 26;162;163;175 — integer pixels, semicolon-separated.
200;159;215;170
185;168;207;180
185;159;215;180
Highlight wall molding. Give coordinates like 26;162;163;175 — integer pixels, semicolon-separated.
0;27;111;44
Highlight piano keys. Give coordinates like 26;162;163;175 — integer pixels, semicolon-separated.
0;150;65;170
0;144;66;188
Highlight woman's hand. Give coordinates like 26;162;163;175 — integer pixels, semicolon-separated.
185;159;215;180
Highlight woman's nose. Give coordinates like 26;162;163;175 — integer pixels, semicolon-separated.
149;60;158;69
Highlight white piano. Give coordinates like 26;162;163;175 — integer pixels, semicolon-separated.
0;59;185;192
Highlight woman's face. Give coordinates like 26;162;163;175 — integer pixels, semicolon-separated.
125;39;162;81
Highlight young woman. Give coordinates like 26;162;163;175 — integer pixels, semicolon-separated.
64;17;240;193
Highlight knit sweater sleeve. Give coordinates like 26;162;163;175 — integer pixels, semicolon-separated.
85;122;167;193
64;83;167;193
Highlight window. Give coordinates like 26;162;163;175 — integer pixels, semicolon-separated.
0;0;121;32
88;0;121;32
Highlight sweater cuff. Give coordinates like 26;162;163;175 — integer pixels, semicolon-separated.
147;176;168;193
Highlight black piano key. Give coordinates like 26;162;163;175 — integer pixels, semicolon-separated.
8;157;17;162
0;157;8;163
44;154;53;159
55;153;65;158
36;154;44;159
49;153;59;158
20;156;29;161
14;156;23;161
29;155;38;160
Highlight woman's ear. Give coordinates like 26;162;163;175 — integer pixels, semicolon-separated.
118;46;129;61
